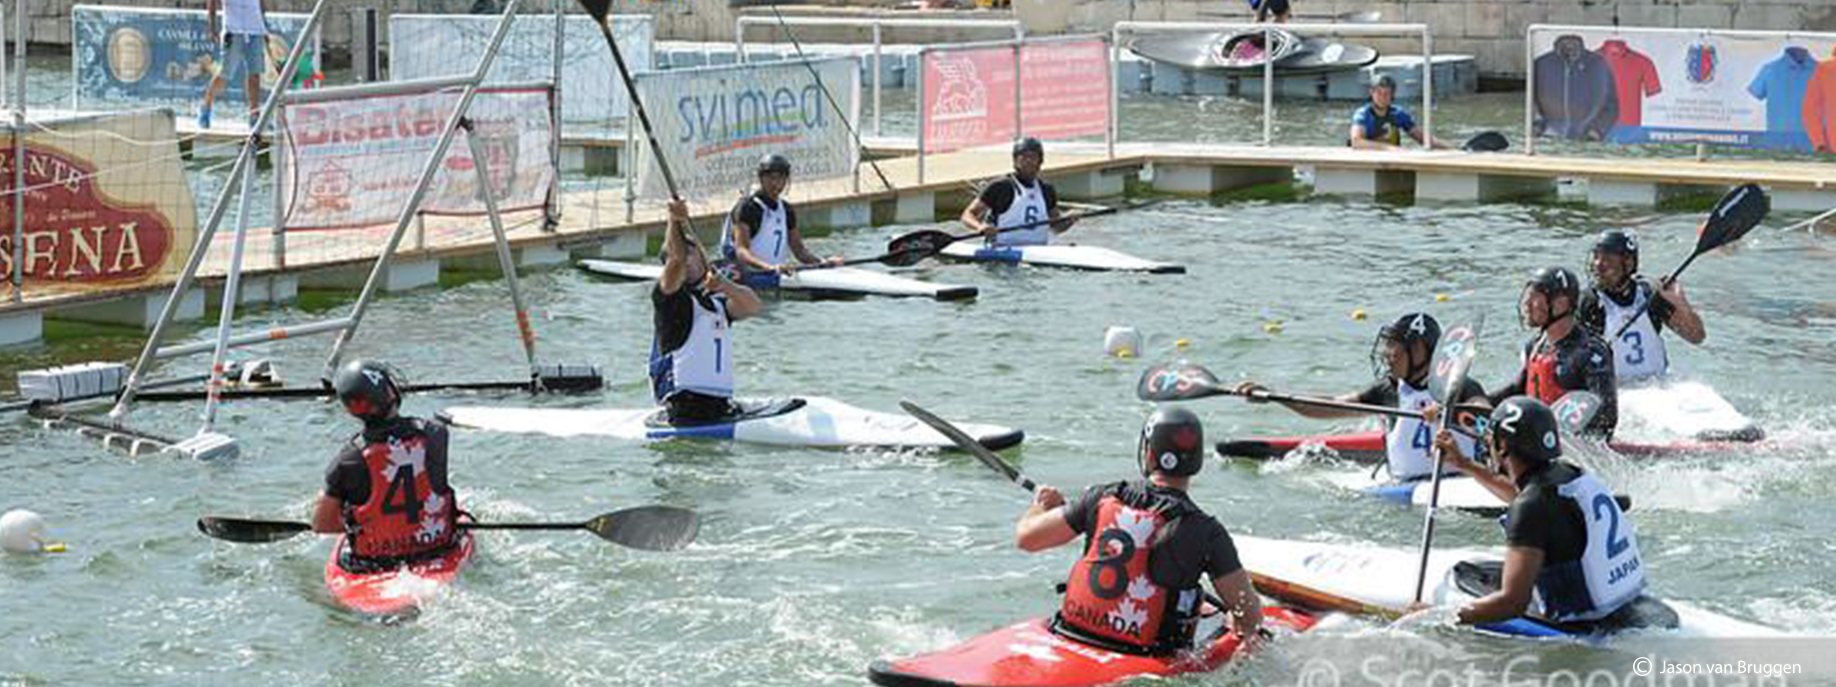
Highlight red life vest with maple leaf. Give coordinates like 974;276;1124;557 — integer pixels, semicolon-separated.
1056;493;1195;653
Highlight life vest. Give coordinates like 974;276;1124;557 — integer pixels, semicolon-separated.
1057;494;1198;653
720;195;791;267
1385;379;1477;480
1519;472;1647;622
1523;336;1566;405
991;177;1052;246
648;287;733;402
345;428;458;559
1596;284;1668;381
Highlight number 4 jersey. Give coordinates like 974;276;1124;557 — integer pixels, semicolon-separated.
324;417;460;560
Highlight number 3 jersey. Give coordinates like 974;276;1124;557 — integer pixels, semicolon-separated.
323;417;459;560
1577;279;1675;383
1055;481;1243;655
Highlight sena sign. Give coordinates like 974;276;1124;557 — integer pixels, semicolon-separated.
0;145;177;283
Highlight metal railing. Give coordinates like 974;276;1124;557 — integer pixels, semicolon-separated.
915;34;1114;184
735;15;1023;137
1113;21;1434;148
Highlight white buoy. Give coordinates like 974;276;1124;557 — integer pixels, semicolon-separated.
1;509;49;554
1104;326;1143;359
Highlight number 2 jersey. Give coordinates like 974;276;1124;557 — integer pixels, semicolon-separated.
1503;461;1647;623
323;417;459;561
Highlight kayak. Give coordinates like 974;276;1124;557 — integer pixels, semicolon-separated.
1217;430;1751;462
439;397;1025;451
1351;473;1632;517
1237;535;1780;639
1127;27;1377;75
938;243;1183;274
867;607;1317;687
578;259;978;301
1618;380;1764;443
324;532;475;616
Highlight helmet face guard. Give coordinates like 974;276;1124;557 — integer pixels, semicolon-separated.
1372;313;1440;384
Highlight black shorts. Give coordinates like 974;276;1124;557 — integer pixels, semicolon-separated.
666;390;739;425
1253;0;1290;15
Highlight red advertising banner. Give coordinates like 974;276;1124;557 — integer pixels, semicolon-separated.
1020;40;1110;141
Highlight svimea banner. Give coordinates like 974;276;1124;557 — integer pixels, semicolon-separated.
632;58;860;199
1530;27;1836;152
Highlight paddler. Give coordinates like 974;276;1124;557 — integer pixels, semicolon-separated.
1488;266;1618;437
1348;76;1451;151
720;153;842;286
1235;313;1487;482
1576;230;1706;383
1429;397;1651;629
960;137;1077;246
650;198;764;424
313;360;463;572
1015;408;1264;654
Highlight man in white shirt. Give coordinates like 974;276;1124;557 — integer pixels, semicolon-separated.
198;0;269;129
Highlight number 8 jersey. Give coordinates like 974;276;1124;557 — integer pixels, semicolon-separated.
1057;482;1206;654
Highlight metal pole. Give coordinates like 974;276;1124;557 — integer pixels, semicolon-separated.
1422;28;1433;149
10;0;25;303
272;107;288;268
1012;43;1022;141
322;0;524;380
916;49;926;185
1524;27;1536;156
548;0;564;231
735;17;746;64
1105;36;1115;159
463;118;540;377
1262;26;1273;147
872;22;882;138
624;110;635;224
200;160;257;433
111;0;327;421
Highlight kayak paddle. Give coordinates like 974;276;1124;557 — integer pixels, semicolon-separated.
1412;315;1483;604
1461;131;1509;153
879;206;1124;269
1137;363;1430;421
198;505;700;551
1610;183;1768;341
901;401;1035;492
134;369;607;402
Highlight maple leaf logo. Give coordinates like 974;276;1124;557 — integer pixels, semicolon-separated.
383;437;427;482
1111;600;1148;634
1113;508;1157;549
1126;574;1157;602
418;491;448;540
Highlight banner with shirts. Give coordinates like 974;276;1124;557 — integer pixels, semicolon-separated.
72;6;320;109
277;86;556;231
389;14;652;125
631;58;859;199
1529;27;1836;152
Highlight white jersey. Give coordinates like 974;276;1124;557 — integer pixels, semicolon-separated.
721;196;791;267
1385;380;1477;481
1534;472;1647;622
992;177;1051;246
223;0;268;36
1597;285;1668;381
651;290;733;401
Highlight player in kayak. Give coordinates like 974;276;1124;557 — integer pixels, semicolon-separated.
312;360;465;572
720;153;843;285
651;199;764;424
1235;312;1486;481
1349;76;1451;151
1430;396;1652;630
960;137;1078;246
1014;407;1264;654
1577;230;1706;383
1488;266;1618;437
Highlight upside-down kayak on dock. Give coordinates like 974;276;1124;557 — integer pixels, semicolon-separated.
1216;427;1756;462
440;397;1024;450
324;532;476;616
578;259;979;302
866;607;1316;687
938;243;1183;274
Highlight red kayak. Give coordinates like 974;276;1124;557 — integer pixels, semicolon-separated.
868;607;1316;687
324;532;476;615
1217;431;1758;463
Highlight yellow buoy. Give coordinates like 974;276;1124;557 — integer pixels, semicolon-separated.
1351;309;1367;320
1436;293;1450;302
1174;338;1192;349
1263;322;1283;334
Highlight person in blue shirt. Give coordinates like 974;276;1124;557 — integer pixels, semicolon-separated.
1250;0;1290;23
1349;76;1449;150
1748;46;1818;150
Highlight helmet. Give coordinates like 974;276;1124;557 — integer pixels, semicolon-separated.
1012;136;1044;159
1592;230;1638;264
1372;75;1398;92
1138;407;1205;477
332;359;402;421
756;153;792;177
1485;396;1562;463
1374;312;1441;382
1524;266;1580;324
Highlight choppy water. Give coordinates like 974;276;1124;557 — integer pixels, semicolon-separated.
5;53;1836;687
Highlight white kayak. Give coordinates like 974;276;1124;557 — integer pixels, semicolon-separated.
939;242;1184;273
1237;535;1781;639
578;259;978;301
1345;473;1632;517
1617;380;1763;443
438;396;1025;450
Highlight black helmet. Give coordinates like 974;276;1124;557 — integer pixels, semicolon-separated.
1524;266;1580;324
1375;312;1441;382
332;359;402;421
1012;136;1044;158
1485;396;1562;463
1372;75;1398;92
757;153;792;177
1592;230;1638;263
1138;407;1205;477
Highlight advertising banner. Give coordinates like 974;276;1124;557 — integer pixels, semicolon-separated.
921;38;1110;154
1019;39;1110;141
1529;28;1836;152
73;6;319;109
389;14;652;125
632;58;859;199
0;110;198;286
278;87;556;231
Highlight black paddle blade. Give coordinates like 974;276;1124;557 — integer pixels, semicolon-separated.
575;0;612;22
883;229;955;267
1461;131;1509;153
1701;183;1769;251
1135;363;1225;402
196;517;312;543
585;506;700;551
1551;391;1603;436
1427;316;1484;405
900;401;1033;490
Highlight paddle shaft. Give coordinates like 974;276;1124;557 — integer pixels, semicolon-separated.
587;13;708;260
131;378;554;402
1412;321;1481;604
1607;258;1692;340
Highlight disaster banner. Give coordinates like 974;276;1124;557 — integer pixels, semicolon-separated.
390;14;652;125
1529;28;1836;152
921;46;1018;154
632;58;859;199
0;111;198;286
278;88;557;231
1019;39;1111;141
73;6;319;108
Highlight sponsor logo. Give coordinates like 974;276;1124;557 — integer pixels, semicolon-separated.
0;146;176;283
1685;42;1718;84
